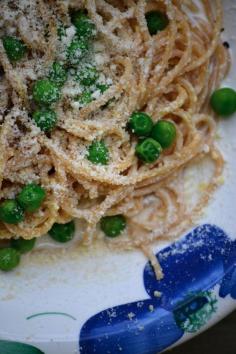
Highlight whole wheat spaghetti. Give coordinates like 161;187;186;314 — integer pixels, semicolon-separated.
0;0;230;277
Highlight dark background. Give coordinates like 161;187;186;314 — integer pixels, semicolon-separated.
170;311;235;354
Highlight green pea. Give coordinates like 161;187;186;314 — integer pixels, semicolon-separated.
100;215;126;238
33;79;60;105
11;237;36;254
97;84;109;94
66;38;89;66
129;112;154;137
17;184;46;212
0;248;20;271
0;200;24;224
77;66;99;86
135;138;162;163
71;10;96;39
151;120;176;149
210;88;236;117
2;36;27;62
49;62;67;87
145;11;169;35
87;140;109;165
49;221;75;243
77;91;93;106
33;109;57;132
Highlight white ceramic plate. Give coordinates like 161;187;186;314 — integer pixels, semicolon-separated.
0;1;236;353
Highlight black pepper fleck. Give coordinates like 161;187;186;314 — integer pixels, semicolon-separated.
223;41;230;49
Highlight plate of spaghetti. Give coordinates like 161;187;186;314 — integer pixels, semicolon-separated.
0;0;236;353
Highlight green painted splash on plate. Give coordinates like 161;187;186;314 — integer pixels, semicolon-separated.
26;311;77;321
174;291;217;333
0;341;44;354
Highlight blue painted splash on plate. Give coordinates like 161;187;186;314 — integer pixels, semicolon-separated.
219;238;236;299
79;224;236;354
80;301;183;354
144;224;235;309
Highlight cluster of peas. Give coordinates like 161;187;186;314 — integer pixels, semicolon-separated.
0;183;77;271
2;10;100;132
130;113;176;163
1;10;236;271
31;10;99;133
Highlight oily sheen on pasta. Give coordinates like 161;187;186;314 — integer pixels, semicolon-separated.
0;0;229;277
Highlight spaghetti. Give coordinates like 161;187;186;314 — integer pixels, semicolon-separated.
0;0;230;277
